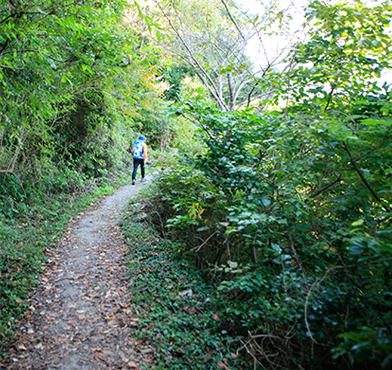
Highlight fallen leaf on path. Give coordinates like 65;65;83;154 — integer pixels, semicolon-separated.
217;363;230;369
126;361;139;369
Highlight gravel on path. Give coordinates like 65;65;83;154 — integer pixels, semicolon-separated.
2;180;155;370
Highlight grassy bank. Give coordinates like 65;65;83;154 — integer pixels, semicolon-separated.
121;189;246;370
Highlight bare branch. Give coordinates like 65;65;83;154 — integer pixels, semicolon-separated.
192;230;219;252
219;0;246;40
304;266;345;344
343;141;392;213
310;176;342;198
153;0;229;111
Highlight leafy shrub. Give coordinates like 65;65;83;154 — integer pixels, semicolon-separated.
121;202;246;370
147;100;392;369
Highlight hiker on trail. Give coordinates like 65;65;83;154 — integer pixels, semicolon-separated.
132;135;148;185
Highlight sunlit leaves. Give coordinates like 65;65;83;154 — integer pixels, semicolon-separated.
287;0;392;110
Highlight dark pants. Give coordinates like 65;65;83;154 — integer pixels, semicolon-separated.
132;158;145;180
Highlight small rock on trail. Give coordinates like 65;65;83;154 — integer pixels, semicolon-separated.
3;180;155;370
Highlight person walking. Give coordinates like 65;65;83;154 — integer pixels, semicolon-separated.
132;135;148;185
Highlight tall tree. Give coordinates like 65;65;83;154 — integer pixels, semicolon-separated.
132;0;276;111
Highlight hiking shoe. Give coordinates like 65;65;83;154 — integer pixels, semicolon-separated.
132;180;136;185
141;178;147;182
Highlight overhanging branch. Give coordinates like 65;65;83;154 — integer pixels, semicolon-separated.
343;141;391;213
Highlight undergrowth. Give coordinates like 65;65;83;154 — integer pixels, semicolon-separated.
0;170;132;354
122;196;246;370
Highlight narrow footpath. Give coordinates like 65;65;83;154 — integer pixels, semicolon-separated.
3;180;155;370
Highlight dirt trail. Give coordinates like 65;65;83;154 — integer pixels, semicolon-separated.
3;180;155;370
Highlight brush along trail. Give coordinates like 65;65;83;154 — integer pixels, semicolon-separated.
3;179;155;370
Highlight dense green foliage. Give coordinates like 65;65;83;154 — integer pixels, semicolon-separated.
150;95;392;370
0;0;172;191
161;64;195;102
122;198;246;369
145;1;392;369
1;0;140;189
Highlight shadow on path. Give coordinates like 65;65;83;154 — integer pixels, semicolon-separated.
3;180;155;370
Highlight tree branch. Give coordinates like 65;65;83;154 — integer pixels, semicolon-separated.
0;10;51;25
0;38;10;55
219;0;245;40
227;72;234;111
192;230;219;252
324;85;335;111
310;176;342;198
304;265;345;344
153;0;229;111
343;141;391;213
